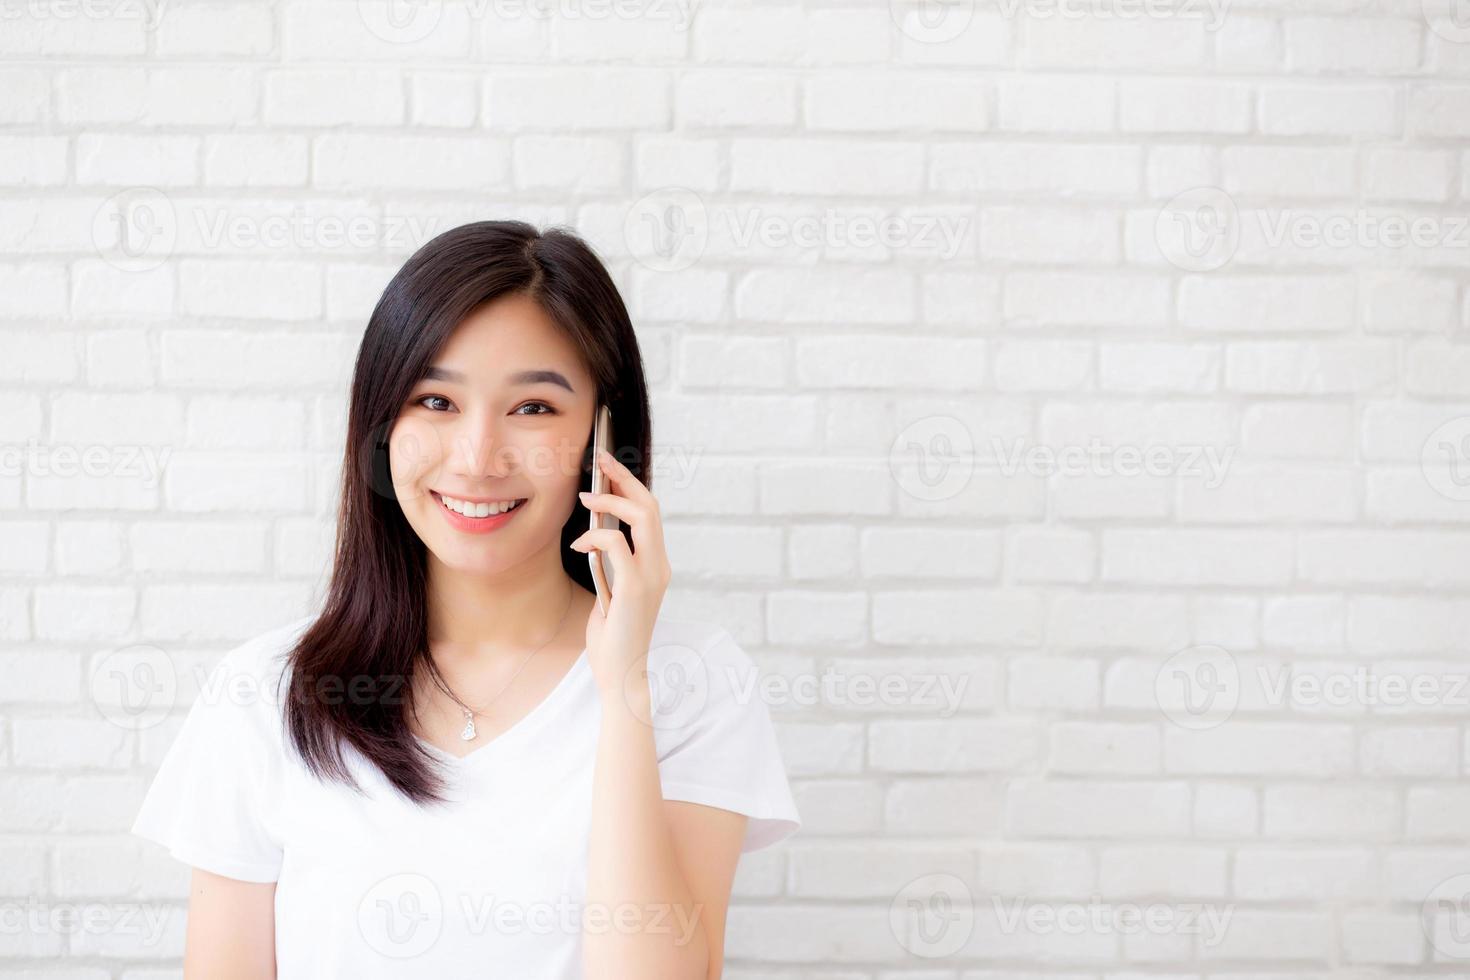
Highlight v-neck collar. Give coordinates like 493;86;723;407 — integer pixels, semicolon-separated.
413;647;589;766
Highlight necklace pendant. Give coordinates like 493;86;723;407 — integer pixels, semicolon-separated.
459;711;477;741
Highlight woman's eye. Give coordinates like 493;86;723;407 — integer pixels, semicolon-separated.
417;395;452;412
514;402;556;416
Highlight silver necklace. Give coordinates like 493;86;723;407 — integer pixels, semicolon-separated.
426;582;575;742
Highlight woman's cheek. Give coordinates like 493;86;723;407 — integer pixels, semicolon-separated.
387;415;443;502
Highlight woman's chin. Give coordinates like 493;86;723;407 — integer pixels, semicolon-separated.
430;538;536;577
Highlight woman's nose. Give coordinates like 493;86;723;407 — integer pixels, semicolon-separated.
446;414;512;479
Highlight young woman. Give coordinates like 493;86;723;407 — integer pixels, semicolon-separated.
131;221;801;979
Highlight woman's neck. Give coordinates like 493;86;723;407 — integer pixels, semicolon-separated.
424;549;578;654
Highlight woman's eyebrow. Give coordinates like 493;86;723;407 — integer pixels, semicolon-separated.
421;365;574;393
509;369;575;392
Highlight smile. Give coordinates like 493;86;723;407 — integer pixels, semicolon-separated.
431;491;527;534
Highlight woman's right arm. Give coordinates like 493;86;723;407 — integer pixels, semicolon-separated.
183;868;277;979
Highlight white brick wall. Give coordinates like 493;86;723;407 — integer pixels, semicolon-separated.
2;0;1469;975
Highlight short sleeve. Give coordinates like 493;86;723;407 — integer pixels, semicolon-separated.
131;647;284;883
654;626;802;853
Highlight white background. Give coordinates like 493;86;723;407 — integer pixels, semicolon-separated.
3;0;1470;975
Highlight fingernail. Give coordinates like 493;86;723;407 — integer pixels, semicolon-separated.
579;490;590;499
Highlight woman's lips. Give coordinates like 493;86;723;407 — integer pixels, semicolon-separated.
431;491;525;534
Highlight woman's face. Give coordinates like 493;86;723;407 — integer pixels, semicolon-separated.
388;292;596;575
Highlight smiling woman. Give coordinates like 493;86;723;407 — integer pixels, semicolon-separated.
392;295;596;553
129;221;802;980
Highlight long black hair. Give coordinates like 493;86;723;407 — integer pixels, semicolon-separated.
282;220;651;804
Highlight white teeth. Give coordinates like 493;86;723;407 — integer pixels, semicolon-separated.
439;495;521;518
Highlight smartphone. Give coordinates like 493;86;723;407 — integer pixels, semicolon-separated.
588;404;617;616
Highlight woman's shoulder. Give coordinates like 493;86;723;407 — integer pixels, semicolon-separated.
646;614;761;699
228;613;314;660
648;614;748;660
199;614;316;725
219;613;313;675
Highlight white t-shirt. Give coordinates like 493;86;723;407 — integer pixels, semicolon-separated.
131;612;801;979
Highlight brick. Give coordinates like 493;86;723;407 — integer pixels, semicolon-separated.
1007;780;1191;838
806;74;987;131
1283;17;1422;73
1260;84;1400;136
